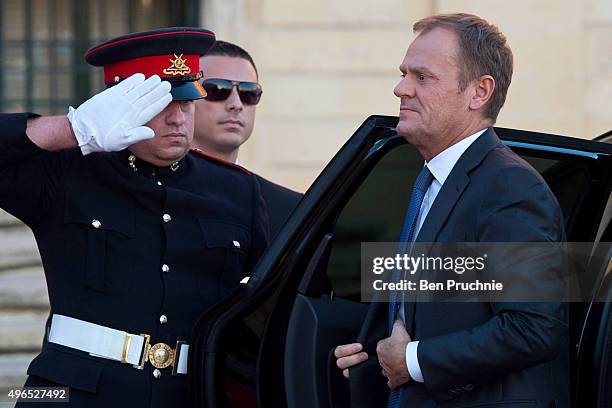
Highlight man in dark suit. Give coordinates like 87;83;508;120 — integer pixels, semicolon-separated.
193;40;302;237
335;13;569;407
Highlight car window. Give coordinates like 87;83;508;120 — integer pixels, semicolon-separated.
326;143;420;301
519;155;590;231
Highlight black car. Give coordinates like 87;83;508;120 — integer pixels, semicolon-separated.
189;116;612;408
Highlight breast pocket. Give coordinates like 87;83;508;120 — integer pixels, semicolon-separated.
198;220;251;303
64;198;135;295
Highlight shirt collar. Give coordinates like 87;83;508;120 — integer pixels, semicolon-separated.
425;128;487;185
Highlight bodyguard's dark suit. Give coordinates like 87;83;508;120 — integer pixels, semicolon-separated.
351;129;569;408
0;113;268;407
254;175;302;237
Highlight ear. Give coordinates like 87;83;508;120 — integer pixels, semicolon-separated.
469;75;495;111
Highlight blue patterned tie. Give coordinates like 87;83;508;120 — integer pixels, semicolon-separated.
387;165;434;408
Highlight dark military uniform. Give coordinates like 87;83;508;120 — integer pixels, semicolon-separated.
254;174;302;237
1;41;268;407
3;28;270;408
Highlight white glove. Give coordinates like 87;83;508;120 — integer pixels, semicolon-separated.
67;73;172;155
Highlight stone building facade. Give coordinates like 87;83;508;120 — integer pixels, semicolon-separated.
0;0;610;401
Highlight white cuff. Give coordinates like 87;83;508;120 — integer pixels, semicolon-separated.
405;341;424;383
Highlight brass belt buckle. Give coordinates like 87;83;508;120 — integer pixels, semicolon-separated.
131;337;186;374
148;342;175;369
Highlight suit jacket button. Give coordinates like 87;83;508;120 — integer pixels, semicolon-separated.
159;315;168;324
233;240;241;248
162;264;170;273
91;219;102;229
153;369;161;379
162;213;172;223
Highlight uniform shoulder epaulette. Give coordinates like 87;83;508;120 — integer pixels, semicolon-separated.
189;148;252;176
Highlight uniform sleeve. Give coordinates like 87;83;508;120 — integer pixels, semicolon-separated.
416;166;568;403
244;174;269;273
0;113;68;226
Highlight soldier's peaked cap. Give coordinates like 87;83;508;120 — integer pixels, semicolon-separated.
85;27;216;101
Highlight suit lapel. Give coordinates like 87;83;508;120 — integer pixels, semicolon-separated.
415;128;502;243
404;128;502;334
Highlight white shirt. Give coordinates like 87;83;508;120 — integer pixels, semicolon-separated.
405;128;487;383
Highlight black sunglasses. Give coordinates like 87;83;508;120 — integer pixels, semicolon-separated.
201;78;263;106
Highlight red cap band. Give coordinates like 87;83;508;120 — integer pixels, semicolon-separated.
103;54;200;84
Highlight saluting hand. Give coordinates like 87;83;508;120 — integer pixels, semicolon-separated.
377;319;412;389
67;73;172;155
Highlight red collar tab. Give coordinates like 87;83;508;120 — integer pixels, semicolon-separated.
103;54;200;85
189;149;252;176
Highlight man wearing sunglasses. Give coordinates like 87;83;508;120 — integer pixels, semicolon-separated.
194;41;302;237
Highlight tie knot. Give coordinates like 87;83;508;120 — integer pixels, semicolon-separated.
414;165;434;192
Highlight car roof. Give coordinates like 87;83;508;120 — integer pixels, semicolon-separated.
592;129;612;143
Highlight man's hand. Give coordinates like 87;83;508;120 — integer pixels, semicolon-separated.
67;73;172;155
377;319;412;389
335;343;368;379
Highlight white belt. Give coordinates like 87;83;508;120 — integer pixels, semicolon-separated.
48;314;189;375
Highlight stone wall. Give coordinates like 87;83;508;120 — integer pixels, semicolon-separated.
201;0;612;192
0;210;47;404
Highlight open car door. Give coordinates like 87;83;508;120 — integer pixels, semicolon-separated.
190;116;612;408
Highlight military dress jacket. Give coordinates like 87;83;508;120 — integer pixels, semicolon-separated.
0;113;268;407
254;174;302;237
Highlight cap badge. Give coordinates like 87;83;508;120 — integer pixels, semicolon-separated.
162;54;191;76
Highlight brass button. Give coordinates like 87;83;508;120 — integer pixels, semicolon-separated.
153;368;161;379
91;219;102;229
157;181;162;186
159;315;168;325
162;214;171;223
162;264;170;273
232;240;241;248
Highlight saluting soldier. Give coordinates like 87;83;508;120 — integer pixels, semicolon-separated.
0;27;268;407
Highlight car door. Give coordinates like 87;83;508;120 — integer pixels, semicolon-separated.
574;241;612;407
189;116;612;408
578;129;612;407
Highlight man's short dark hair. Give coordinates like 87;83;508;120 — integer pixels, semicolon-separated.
204;40;258;78
414;13;513;122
